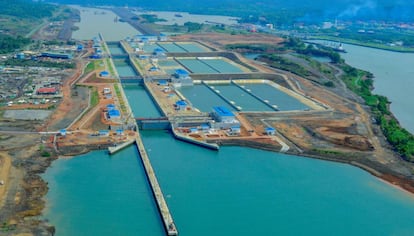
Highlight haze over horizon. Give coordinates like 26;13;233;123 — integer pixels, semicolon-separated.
45;0;414;22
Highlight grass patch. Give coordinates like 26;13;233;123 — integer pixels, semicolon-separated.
90;87;99;107
84;62;95;74
105;58;115;76
113;83;127;113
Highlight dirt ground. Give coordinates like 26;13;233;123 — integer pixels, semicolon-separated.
172;32;285;49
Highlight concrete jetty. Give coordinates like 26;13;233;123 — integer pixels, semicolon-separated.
134;134;178;235
171;126;219;150
108;139;135;154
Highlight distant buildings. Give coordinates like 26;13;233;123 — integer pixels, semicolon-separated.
36;87;58;95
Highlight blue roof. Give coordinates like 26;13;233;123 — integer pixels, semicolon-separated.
107;104;116;109
158;80;167;85
99;130;109;134
176;100;187;106
108;109;120;117
213;106;234;117
175;69;189;76
154;47;164;52
100;70;109;75
201;124;210;129
265;127;275;131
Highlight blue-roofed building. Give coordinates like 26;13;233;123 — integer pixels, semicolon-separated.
100;70;110;77
158;33;168;41
228;125;241;136
158;80;168;86
175;100;188;110
90;54;102;59
107;104;116;111
77;44;84;51
201;124;210;131
265;127;276;135
211;106;240;129
108;109;121;122
60;129;67;136
116;129;124;136
99;130;109;136
172;69;193;87
153;47;166;58
212;106;234;122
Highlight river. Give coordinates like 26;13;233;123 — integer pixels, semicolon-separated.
42;8;414;236
339;43;414;134
71;6;139;41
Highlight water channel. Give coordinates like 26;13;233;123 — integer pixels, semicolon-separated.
43;9;414;235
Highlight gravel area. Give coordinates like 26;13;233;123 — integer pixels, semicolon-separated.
3;110;52;120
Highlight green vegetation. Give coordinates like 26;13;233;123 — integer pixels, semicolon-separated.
340;64;414;160
259;54;312;78
1;0;55;19
312;149;344;156
113;84;127;113
105;58;115;76
3;58;75;69
139;14;167;23
225;43;280;53
184;22;203;32
1;222;16;232
84;62;95;74
0;35;30;53
314;35;414;53
90;87;99;107
39;144;51;157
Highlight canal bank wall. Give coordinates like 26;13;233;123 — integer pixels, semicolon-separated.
133;136;178;235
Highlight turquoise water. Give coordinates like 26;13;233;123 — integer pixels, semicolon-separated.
42;147;164;236
310;40;414;134
71;6;139;41
176;42;209;52
113;60;138;77
244;83;309;111
142;130;414;236
123;85;161;117
177;59;219;73
142;44;159;53
213;84;274;111
200;59;244;73
158;43;187;53
158;59;181;67
44;12;414;235
179;84;236;112
107;43;125;55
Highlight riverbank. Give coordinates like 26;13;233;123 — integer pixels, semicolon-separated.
311;36;414;53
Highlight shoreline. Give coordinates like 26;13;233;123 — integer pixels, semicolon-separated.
311;37;414;54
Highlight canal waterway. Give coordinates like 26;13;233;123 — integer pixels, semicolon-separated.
43;7;414;235
42;147;164;236
142;130;414;236
71;6;139;41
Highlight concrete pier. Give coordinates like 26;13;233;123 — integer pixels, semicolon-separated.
108;139;135;154
134;134;178;235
